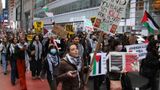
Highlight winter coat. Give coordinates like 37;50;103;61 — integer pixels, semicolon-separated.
141;52;160;78
57;59;84;90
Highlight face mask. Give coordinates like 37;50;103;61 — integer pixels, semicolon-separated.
50;49;57;54
116;45;123;51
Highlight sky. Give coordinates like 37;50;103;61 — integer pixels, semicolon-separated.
2;0;5;9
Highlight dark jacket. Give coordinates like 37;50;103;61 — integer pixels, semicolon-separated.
57;59;84;90
142;52;160;78
15;45;25;60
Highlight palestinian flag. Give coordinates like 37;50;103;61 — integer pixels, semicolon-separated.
141;11;160;34
92;54;102;76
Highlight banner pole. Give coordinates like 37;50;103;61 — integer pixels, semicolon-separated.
84;31;104;85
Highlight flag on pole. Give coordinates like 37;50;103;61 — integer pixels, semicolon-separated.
141;11;160;34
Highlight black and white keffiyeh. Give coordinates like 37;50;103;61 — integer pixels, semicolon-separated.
47;53;60;74
64;54;82;71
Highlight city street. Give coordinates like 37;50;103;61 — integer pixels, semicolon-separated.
0;65;153;90
0;66;51;90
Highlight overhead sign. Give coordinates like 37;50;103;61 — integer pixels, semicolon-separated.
97;0;129;33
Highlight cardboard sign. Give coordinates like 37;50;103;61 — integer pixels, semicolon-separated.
53;25;68;38
90;53;107;76
125;43;148;60
97;0;129;33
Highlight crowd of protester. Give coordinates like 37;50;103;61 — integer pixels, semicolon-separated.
0;30;160;90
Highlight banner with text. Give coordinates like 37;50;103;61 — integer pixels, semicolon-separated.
125;43;148;60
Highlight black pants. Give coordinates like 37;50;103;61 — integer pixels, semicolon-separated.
10;58;18;84
93;75;105;90
30;59;42;77
47;77;57;90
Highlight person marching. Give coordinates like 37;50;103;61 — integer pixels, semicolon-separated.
0;36;9;75
15;36;28;90
57;43;84;90
9;37;19;85
41;44;60;90
29;35;43;79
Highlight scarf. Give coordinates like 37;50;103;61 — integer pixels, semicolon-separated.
10;43;16;55
17;42;29;61
47;53;60;74
64;54;82;72
33;41;42;61
64;54;82;88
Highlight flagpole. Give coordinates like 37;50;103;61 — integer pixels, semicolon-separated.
84;30;104;85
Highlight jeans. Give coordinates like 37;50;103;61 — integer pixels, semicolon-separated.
1;53;7;73
10;58;18;84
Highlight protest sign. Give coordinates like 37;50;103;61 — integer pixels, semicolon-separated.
109;52;139;73
53;25;68;38
125;53;139;72
84;19;94;31
97;0;129;33
90;53;107;76
34;21;44;33
109;52;125;72
125;43;148;60
65;24;74;34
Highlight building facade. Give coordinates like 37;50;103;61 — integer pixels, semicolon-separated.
20;0;160;34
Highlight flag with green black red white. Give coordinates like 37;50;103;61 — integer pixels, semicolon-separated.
90;53;107;76
141;10;160;34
